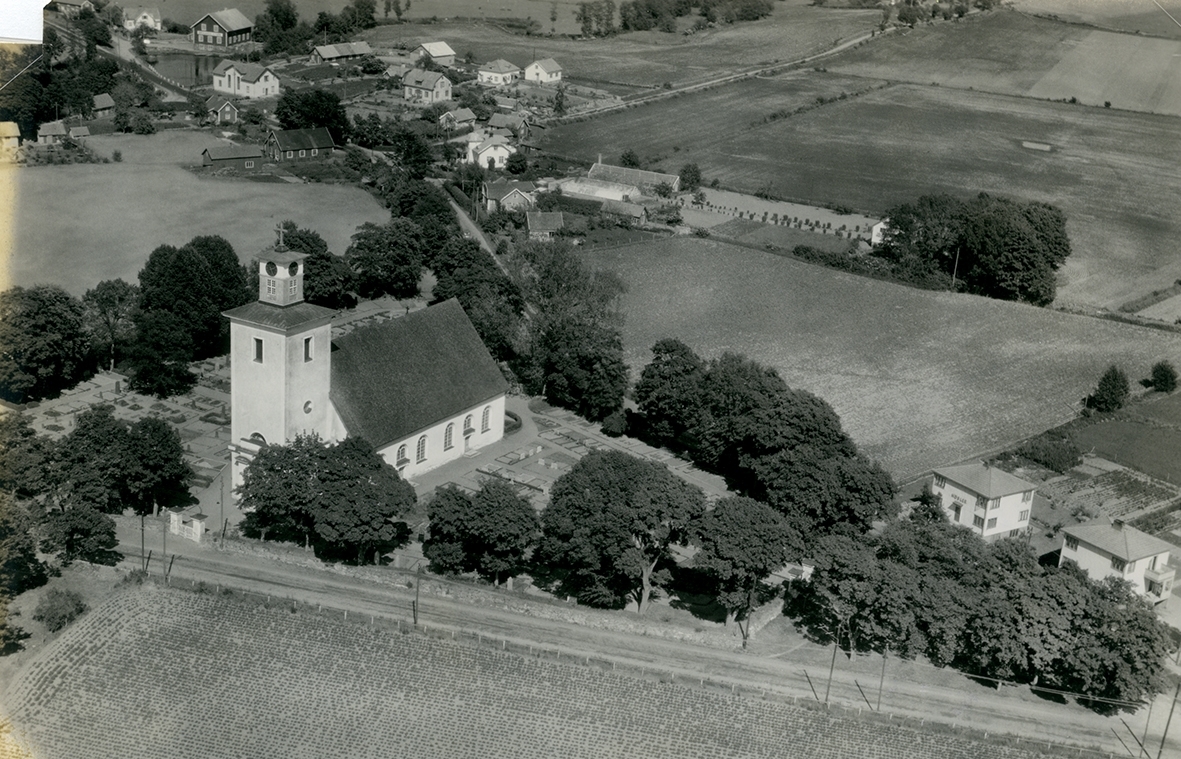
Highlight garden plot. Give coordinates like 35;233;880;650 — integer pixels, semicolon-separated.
1036;465;1181;521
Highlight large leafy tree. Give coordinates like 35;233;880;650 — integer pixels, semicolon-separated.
693;496;800;644
0;285;93;404
633;338;705;448
40;505;119;566
537;450;704;613
0;415;57;500
275;221;357;309
0;494;47;597
346;219;425;299
125;309;197;398
52;404;131;513
123;417;192;516
82;279;140;371
239;434;325;544
275;88;350;145
424;479;538;584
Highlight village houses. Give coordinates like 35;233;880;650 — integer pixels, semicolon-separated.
415;41;456;67
191;8;253;48
930;462;1035;541
1060;518;1175;606
310;42;373;64
478;59;521;87
465;132;515;169
264;128;336;162
212;61;280;99
403;69;452;104
206;96;240;125
524;58;562;84
484;178;536;213
122;6;162;31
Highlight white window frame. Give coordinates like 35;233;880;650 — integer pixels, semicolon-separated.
244;160;254;168
481;406;491;432
416;435;427;463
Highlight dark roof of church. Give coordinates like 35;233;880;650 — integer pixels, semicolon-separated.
330;299;508;449
223;300;333;332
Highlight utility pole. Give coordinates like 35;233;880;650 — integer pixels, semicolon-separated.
140;514;146;571
877;644;888;711
1157;682;1180;759
824;623;841;704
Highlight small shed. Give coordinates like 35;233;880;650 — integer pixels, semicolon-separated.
169;509;208;543
526;211;565;240
68;126;90;140
202;143;264;170
93;93;115;118
37;120;67;145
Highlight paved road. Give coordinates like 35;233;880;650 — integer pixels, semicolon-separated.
117;533;1175;758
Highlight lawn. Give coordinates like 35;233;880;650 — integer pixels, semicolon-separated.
0;586;1065;759
547;83;1181;310
361;1;880;90
581;237;1181;481
3;131;388;295
825;11;1181;117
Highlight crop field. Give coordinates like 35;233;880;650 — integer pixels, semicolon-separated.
1011;0;1181;39
4;132;387;295
547;83;1181;310
362;1;879;90
581;237;1181;480
824;11;1181;117
1;587;1061;759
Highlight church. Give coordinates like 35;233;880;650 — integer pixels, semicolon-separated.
222;241;509;497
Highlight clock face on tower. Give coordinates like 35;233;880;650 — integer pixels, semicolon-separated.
265;261;277;276
288;262;299;276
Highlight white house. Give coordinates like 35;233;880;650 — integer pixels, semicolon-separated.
403;69;452;104
478;59;520;87
212;60;280;99
466;133;515;169
223;241;508;495
484;178;535;212
930;462;1035;541
414;41;456;67
1060;518;1175;606
524;58;562;84
122;6;162;31
0;122;21;151
871;220;888;245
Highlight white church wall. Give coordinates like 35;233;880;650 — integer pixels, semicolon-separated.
375;394;506;480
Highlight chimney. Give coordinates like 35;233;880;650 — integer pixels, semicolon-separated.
1113;519;1124;531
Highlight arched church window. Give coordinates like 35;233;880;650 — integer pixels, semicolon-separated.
444;423;454;450
481;406;491;432
249;432;267;445
397;444;407;465
416;435;427;463
464;414;474;434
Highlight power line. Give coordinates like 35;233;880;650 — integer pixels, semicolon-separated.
0;54;44;93
1150;0;1181;30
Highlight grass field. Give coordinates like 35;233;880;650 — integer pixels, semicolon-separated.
0;586;1067;759
546;83;1181;310
825;11;1181;117
361;1;879;90
1070;390;1181;484
3;132;388;295
581;237;1181;481
1011;0;1181;39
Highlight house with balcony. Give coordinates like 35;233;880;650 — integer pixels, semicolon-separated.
1060;518;1174;606
930;462;1035;541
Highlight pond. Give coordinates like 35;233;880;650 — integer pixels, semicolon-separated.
151;54;222;87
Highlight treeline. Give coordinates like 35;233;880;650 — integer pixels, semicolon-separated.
631;339;896;535
789;505;1173;710
0;36;119;138
874;193;1072;306
253;0;378;57
618;0;773;31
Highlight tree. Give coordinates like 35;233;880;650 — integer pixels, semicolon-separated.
425;479;538;584
534;313;628;421
694;496;800;644
1089;364;1129;413
238;434;324;544
275;89;350;145
537;450;705;613
0;494;47;597
619;149;641;168
125;309;197;398
552;83;567;116
678;163;702;191
52;404;131;513
123;417;192;516
0;286;93;404
346;219;425;299
41;505;119;565
0;415;57;500
505;151;528;175
32;587;88;631
82;279;139;371
632;338;704;448
1151;360;1177;393
275;221;357;309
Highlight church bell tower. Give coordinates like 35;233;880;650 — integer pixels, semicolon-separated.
222;228;337;499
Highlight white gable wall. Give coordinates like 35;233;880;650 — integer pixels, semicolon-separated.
363;394;506;480
932;475;1033;541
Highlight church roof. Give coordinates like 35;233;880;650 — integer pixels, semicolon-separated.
330;299;507;450
223;300;333;333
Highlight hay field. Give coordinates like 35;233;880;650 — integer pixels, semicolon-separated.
581;237;1181;480
825;11;1181;116
1011;0;1181;39
1;587;1058;759
361;2;879;89
546;83;1181;310
4;132;387;295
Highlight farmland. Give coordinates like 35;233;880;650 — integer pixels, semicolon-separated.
581;237;1181;480
4;132;387;295
1;586;1062;759
1072;390;1181;484
361;1;880;91
825;11;1181;117
1011;0;1181;39
545;82;1181;310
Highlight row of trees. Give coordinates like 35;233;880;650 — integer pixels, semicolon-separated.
789;505;1173;710
632;340;896;536
875;193;1072;306
0;35;119;139
253;0;378;56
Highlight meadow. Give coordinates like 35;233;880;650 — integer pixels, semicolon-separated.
1011;0;1181;39
4;132;388;295
361;1;880;90
825;11;1181;117
581;237;1181;481
1071;391;1181;484
0;587;1062;759
545;83;1181;310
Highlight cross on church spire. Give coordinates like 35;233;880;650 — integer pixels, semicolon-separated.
275;224;287;252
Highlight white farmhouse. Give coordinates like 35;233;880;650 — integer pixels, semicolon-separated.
524;58;562;84
1060;518;1175;606
122;6;161;31
212;60;280;99
223;241;507;496
930;462;1035;541
477;59;520;87
414;41;456;67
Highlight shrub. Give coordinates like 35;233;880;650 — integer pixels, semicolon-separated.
1151;361;1178;393
1088;365;1130;412
112;150;122;162
600;409;627;437
33;588;88;632
1015;433;1081;473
